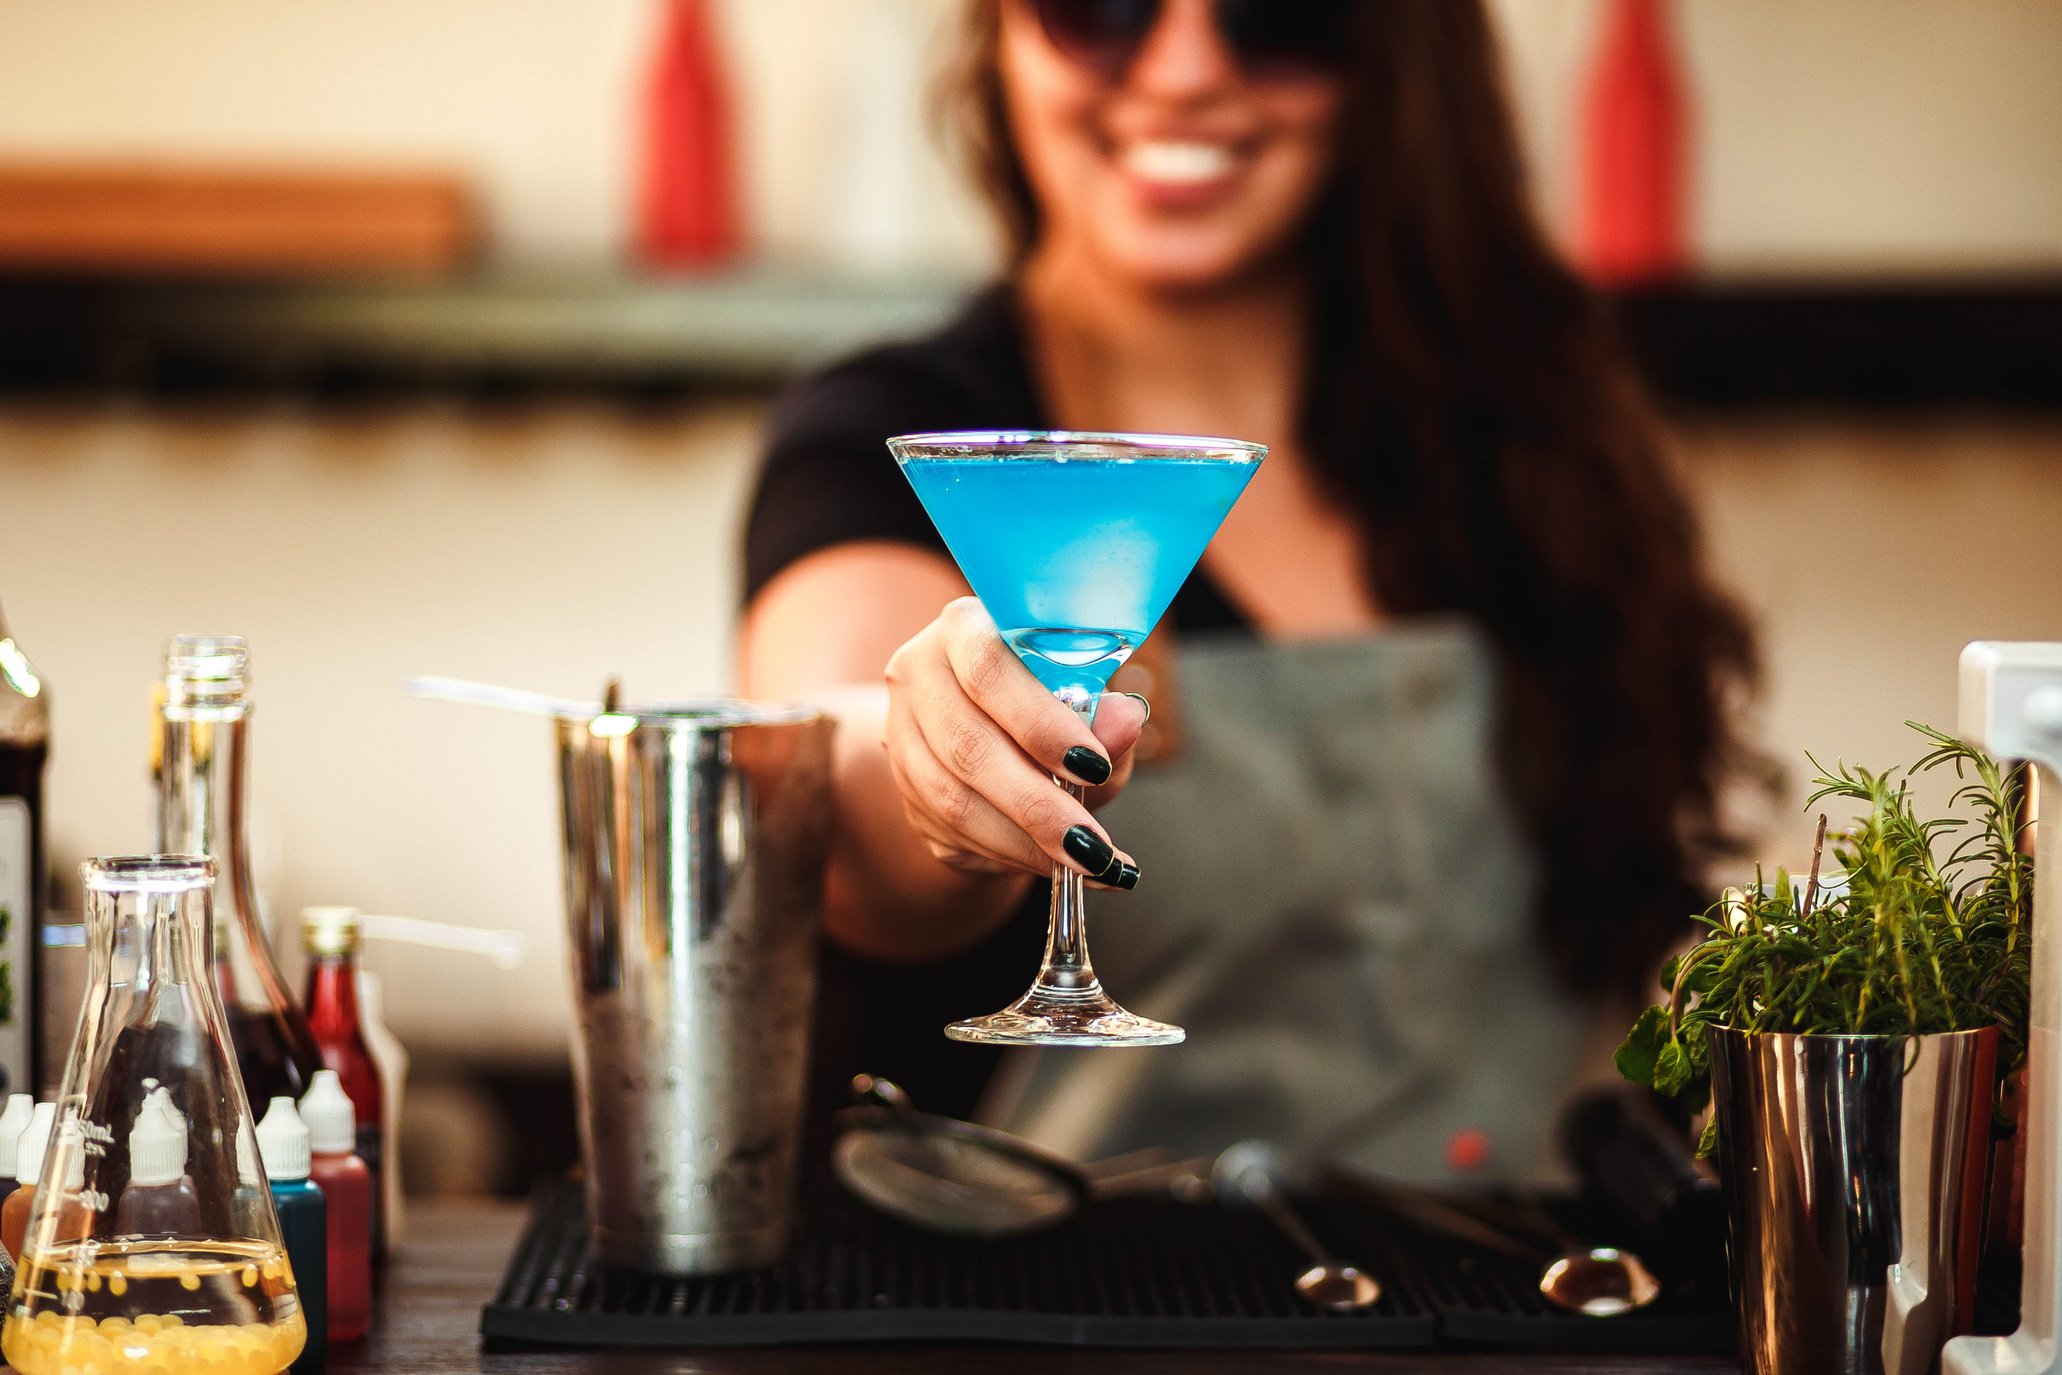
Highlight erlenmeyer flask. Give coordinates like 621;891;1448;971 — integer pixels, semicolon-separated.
2;857;306;1375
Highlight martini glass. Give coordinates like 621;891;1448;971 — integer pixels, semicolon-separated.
889;431;1265;1046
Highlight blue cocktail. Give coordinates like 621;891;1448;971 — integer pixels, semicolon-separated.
891;431;1264;1046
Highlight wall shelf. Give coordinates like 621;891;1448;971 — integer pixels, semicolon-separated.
0;267;966;396
0;268;2056;410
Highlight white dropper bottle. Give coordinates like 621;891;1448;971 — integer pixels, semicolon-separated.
1;1101;55;1258
0;1093;34;1201
115;1085;200;1234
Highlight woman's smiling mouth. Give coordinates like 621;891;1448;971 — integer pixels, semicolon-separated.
1112;136;1255;207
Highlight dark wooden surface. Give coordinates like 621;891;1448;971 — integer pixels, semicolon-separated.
331;1200;1737;1375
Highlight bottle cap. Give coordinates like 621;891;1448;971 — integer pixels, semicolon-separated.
300;1070;357;1155
255;1097;312;1181
128;1086;189;1187
51;1120;86;1191
302;906;363;959
14;1102;55;1186
164;634;248;686
163;634;250;713
236;1123;261;1187
0;1093;34;1179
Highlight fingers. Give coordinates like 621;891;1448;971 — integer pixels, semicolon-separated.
884;705;1048;876
1090;691;1147;758
1087;691;1148;803
898;663;1136;885
938;598;1115;787
882;597;1145;887
887;696;1136;884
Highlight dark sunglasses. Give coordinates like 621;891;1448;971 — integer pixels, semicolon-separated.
1030;0;1350;78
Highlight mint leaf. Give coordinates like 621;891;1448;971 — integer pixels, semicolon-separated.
1653;1037;1694;1096
1615;1005;1670;1087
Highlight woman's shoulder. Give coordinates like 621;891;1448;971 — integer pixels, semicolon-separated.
743;286;1038;604
766;284;1039;446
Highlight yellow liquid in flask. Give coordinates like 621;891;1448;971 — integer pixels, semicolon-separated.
3;1238;307;1375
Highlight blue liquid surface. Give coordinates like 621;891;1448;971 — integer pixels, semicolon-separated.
899;456;1257;701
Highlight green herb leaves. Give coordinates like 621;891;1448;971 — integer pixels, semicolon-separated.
1614;1005;1669;1086
1617;723;2034;1141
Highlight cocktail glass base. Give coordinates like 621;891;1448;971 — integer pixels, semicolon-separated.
945;986;1184;1047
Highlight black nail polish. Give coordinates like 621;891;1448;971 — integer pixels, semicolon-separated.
1062;746;1112;786
1062;825;1116;876
1112;861;1141;891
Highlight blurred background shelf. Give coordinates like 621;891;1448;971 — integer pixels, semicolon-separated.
1610;278;2062;411
1;269;2057;409
0;268;967;396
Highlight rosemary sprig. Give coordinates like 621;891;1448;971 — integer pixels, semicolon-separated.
1617;723;2034;1153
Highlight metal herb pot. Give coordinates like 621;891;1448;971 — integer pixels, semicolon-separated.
557;701;836;1274
1709;1025;2000;1375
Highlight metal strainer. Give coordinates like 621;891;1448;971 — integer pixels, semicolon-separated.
832;1075;1207;1237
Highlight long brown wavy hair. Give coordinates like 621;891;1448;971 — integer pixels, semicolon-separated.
946;0;1764;997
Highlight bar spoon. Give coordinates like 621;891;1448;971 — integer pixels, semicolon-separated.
1321;1166;1660;1317
1212;1141;1382;1313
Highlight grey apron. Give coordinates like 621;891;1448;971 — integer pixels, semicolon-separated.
982;619;1608;1184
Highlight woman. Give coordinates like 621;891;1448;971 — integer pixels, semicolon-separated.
741;0;1757;1181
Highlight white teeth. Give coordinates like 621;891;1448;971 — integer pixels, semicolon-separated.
1123;140;1238;185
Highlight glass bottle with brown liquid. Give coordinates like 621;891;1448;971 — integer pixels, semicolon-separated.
155;637;324;1109
0;600;47;1098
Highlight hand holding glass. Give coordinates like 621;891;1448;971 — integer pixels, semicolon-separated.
890;431;1264;1046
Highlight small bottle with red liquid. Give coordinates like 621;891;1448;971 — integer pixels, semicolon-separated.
301;909;384;1260
300;1071;372;1343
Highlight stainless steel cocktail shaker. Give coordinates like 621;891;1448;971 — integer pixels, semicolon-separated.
556;700;835;1274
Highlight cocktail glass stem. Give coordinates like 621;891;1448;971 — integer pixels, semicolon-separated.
1038;776;1099;995
944;693;1183;1046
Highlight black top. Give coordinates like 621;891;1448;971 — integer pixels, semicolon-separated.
743;285;1250;633
741;286;1250;1121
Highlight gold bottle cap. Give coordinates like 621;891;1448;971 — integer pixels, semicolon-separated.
302;906;362;958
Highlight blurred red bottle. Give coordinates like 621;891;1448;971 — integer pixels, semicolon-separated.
1575;0;1689;284
303;909;385;1263
637;0;742;269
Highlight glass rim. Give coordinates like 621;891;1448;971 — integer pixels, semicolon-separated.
888;430;1266;463
82;854;217;893
1705;1024;2000;1044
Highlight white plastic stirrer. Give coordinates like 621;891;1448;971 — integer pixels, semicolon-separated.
402;675;599;718
1945;642;2062;1375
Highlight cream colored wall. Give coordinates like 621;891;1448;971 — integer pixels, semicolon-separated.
4;404;2060;1063
0;0;996;274
1490;0;2062;273
0;0;2057;274
1686;416;2062;858
0;401;765;1061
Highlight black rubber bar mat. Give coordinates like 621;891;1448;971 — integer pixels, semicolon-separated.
1381;1195;1734;1352
480;1177;1764;1351
482;1179;1435;1348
